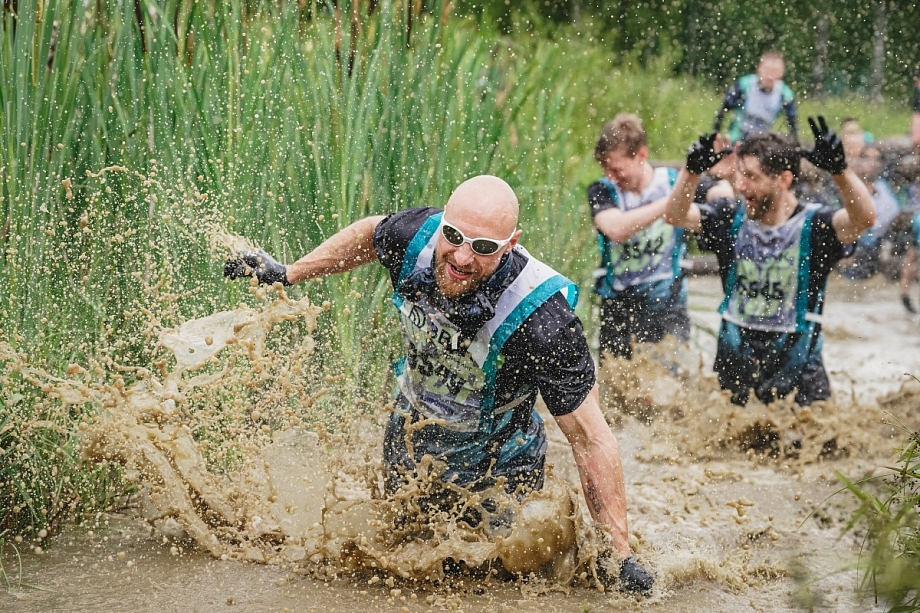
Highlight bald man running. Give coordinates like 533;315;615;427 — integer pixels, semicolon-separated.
224;176;654;594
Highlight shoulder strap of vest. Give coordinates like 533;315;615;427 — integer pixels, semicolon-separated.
717;205;747;314
793;207;819;330
780;82;794;103
473;249;578;395
912;212;920;248
597;177;620;208
396;211;443;287
739;74;756;97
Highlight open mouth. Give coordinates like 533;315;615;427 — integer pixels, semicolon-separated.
446;262;473;280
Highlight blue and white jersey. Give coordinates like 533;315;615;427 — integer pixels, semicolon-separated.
593;167;684;296
392;213;577;433
720;204;821;333
384;212;579;479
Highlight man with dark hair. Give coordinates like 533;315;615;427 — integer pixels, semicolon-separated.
224;175;654;594
715;52;798;143
588;113;689;361
664;119;875;405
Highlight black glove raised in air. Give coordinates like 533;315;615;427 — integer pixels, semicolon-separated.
803;115;847;175
596;551;655;596
686;132;731;175
223;250;290;286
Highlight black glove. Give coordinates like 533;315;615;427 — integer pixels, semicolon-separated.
596;552;655;595
804;115;847;175
686;133;730;175
223;250;290;285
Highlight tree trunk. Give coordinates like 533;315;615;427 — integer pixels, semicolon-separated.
870;0;886;102
684;0;700;77
811;12;829;96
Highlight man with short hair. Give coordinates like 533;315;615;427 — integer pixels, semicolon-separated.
589;113;689;361
664;120;875;406
715;52;798;143
224;175;654;594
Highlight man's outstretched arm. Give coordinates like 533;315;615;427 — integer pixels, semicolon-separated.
287;216;386;283
801;116;876;243
714;81;743;132
663;170;703;233
225;215;386;285
831;170;876;243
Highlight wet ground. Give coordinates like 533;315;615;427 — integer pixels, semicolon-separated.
4;274;920;612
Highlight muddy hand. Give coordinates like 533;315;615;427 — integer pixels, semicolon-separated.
804;115;847;175
223;250;290;285
596;551;655;596
686;133;731;175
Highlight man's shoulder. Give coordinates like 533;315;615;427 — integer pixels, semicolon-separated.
805;204;840;233
505;288;582;352
588;178;615;194
738;74;758;92
374;207;442;277
779;82;795;102
653;165;678;187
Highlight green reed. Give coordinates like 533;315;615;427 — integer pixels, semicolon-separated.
836;414;920;612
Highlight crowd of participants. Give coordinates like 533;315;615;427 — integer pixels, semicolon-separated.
589;52;920;409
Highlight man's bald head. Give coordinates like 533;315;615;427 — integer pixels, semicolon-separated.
444;175;519;237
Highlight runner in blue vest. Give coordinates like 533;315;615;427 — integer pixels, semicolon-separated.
224;175;654;593
589;113;689;361
714;52;798;143
664;119;876;406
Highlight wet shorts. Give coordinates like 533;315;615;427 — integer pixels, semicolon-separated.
598;278;690;361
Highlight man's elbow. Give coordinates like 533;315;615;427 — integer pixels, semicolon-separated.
598;225;632;243
663;208;685;227
860;209;877;232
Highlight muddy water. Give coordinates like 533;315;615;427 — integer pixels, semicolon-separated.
4;274;920;612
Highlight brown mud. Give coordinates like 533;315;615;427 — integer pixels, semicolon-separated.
3;272;920;612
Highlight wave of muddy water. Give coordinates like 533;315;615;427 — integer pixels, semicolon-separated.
4;273;920;612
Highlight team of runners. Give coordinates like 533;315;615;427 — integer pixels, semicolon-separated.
224;54;920;597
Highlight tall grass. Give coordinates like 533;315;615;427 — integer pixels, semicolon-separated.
837;415;920;612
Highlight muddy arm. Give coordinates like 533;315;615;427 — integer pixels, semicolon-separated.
554;384;632;559
830;170;876;244
593;196;670;243
663;169;703;233
286;215;386;283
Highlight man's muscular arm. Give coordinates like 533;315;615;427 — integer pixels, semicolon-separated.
286;216;386;283
831;170;876;244
555;385;632;559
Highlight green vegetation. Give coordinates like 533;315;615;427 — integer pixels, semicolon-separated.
0;0;916;558
455;0;920;102
837;414;920;612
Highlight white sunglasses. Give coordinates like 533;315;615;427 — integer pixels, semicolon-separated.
440;221;515;255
